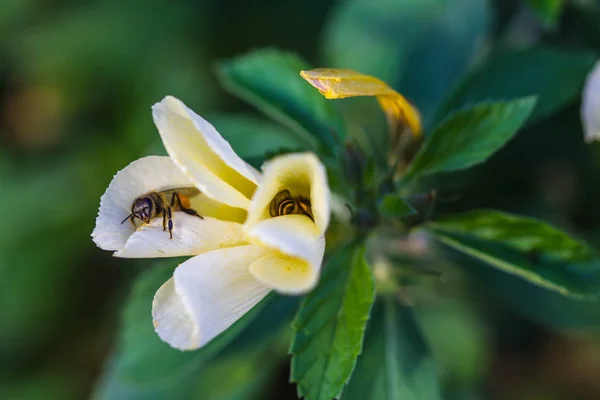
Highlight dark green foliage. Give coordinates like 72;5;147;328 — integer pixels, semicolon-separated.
427;210;600;298
217;49;346;154
343;297;442;400
435;47;596;125
404;98;537;180
290;244;375;400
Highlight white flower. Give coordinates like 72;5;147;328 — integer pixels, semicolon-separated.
244;153;329;293
92;96;330;350
581;60;600;143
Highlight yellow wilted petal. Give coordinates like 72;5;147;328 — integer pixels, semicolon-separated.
300;68;422;137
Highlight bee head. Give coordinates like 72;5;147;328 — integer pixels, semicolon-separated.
132;197;154;223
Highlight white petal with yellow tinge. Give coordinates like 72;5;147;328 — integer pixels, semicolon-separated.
152;245;271;350
152;96;260;208
582;60;600;143
246;215;325;294
92;156;196;252
114;215;245;258
244;152;330;294
92;155;246;257
245;152;330;234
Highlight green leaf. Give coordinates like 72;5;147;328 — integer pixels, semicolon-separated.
290;243;375;400
0;159;102;359
427;210;600;298
93;278;298;400
415;300;488;384
208;114;310;159
323;0;490;123
191;344;280;400
99;260;273;387
457;252;600;329
343;297;442;400
404;98;536;181
1;369;82;400
216;48;345;153
378;194;417;218
193;321;291;400
435;47;596;125
525;0;565;29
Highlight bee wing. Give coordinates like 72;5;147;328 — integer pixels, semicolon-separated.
158;187;202;210
160;187;202;198
173;187;202;198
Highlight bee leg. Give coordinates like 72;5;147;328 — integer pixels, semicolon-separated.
173;192;204;219
182;208;204;219
167;207;173;239
160;207;167;231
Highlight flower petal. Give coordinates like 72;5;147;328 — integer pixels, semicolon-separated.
152;96;259;208
581;60;600;143
152;245;271;350
114;215;245;258
152;278;198;350
250;252;318;295
246;215;325;294
92;156;197;251
92;155;245;254
300;68;422;137
245;152;330;234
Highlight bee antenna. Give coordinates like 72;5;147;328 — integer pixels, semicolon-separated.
121;213;134;225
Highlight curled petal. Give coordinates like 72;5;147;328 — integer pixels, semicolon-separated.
152;245;271;350
245;152;330;234
300;68;422;137
152;278;198;350
581;60;600;143
246;215;325;294
114;215;245;258
92;156;197;251
152;96;259;208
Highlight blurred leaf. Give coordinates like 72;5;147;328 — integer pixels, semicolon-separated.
323;0;490;123
343;297;442;400
96;259;274;391
209;114;310;159
191;295;297;400
217;48;345;154
525;0;565;29
378;194;417;218
427;210;600;298
8;1;196;94
95;284;296;400
0;159;101;361
435;47;596;124
415;300;488;384
0;369;83;400
404;98;536;181
290;243;375;400
458;253;600;328
0;237;85;365
0;0;33;37
0;163;84;249
193;324;289;400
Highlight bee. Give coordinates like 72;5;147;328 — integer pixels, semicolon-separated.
269;189;314;221
121;187;204;239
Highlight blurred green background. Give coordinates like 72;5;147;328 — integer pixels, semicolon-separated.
2;0;600;399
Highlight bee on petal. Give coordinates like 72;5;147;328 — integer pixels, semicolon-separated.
121;187;204;239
